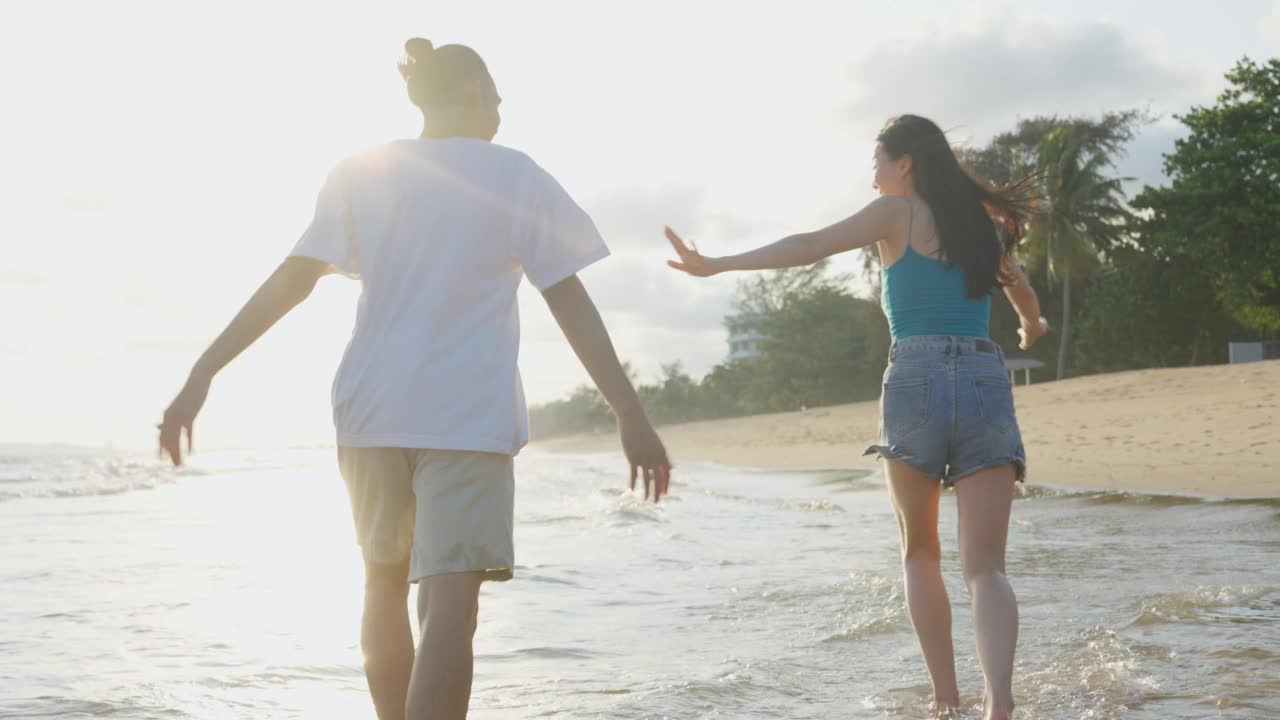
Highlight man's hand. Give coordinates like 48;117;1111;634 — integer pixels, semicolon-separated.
541;275;674;501
158;372;211;466
618;412;672;502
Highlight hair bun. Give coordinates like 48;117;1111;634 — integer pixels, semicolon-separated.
404;37;434;59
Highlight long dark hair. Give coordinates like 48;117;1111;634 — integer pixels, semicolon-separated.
877;115;1038;298
397;37;492;111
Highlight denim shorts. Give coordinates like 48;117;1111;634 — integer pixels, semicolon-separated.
863;335;1026;486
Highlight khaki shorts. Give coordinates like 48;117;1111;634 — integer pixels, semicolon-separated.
337;447;514;583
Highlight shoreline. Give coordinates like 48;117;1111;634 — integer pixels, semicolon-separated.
533;360;1280;499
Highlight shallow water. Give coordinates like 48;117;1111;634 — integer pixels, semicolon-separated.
2;447;1278;719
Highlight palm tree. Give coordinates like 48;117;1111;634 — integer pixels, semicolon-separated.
1026;126;1131;380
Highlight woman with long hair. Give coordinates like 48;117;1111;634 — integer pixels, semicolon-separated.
665;114;1046;720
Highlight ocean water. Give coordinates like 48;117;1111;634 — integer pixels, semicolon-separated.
2;446;1278;719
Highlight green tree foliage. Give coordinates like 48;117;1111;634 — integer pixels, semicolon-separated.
960;110;1147;186
1133;57;1280;333
1025;125;1133;379
731;259;846;316
1072;245;1246;372
752;287;886;411
959;112;1145;378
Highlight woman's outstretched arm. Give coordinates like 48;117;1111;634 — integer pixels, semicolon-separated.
666;196;902;276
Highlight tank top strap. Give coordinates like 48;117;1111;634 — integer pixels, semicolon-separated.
904;197;915;258
906;197;914;246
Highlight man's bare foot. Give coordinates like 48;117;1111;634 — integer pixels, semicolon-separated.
984;698;1014;720
930;700;963;719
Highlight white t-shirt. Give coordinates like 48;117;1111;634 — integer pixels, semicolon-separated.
289;138;609;455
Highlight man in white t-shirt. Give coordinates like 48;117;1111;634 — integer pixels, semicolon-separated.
158;38;671;720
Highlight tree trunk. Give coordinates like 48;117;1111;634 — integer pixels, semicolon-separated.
1056;268;1071;380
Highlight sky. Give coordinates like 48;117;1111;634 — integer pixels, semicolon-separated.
2;0;1278;450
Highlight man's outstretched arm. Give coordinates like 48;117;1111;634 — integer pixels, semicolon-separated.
158;256;330;464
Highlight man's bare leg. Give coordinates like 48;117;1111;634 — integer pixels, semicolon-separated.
363;559;414;720
405;571;484;720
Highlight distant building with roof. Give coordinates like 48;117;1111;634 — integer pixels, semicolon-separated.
726;312;766;362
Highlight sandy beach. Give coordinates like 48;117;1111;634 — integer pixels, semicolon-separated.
536;360;1280;499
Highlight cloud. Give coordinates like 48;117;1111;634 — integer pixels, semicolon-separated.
842;13;1204;143
587;251;734;329
840;12;1214;196
124;336;209;354
1114;120;1187;196
583;182;792;252
582;183;708;258
56;191;115;215
0;267;51;288
1265;1;1280;48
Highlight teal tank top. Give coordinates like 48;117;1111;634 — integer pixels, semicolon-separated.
880;201;991;341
